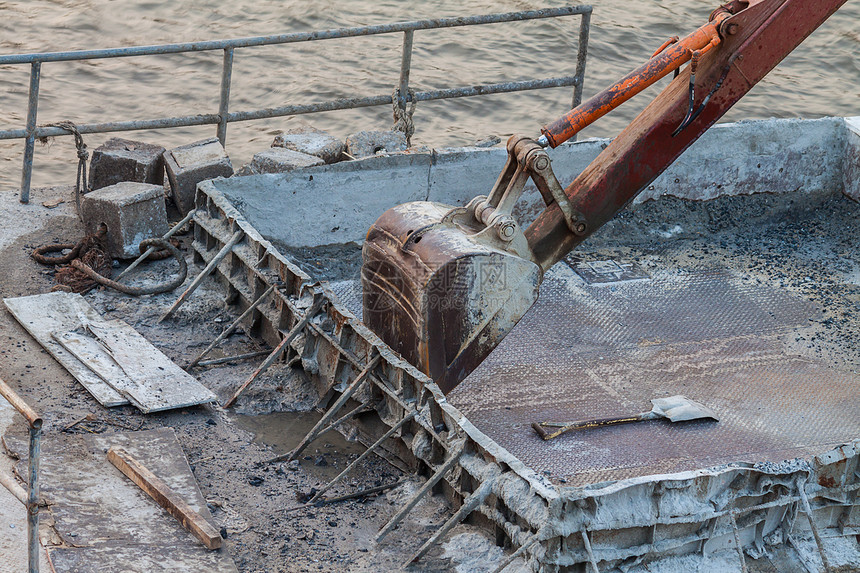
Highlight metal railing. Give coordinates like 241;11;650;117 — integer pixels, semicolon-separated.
0;377;42;573
0;6;592;204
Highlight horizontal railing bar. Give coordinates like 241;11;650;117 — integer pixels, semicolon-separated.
413;76;580;103
0;76;580;141
0;7;592;65
0;114;221;140
229;76;580;122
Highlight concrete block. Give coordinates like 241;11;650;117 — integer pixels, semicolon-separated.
211;152;432;247
80;182;168;259
843;117;860;202
272;126;345;164
89;138;166;191
236;148;325;176
345;130;407;158
164;138;234;214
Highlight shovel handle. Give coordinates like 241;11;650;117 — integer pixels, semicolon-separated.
532;414;646;441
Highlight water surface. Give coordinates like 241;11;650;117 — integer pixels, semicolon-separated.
1;1;857;189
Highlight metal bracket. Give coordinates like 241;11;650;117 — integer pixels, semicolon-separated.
476;135;587;239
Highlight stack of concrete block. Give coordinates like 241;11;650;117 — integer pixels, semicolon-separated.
80;182;169;259
164;138;234;214
89;138;166;191
345;130;407;158
272;126;345;164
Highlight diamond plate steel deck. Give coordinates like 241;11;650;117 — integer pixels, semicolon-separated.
331;261;860;487
448;262;860;486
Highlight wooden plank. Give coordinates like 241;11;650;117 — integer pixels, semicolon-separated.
107;446;222;550
3;293;128;407
86;321;217;412
52;330;144;410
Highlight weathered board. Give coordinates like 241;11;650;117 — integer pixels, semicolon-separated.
5;292;216;413
3;292;128;407
108;447;222;549
53;330;144;410
87;320;217;412
10;428;237;573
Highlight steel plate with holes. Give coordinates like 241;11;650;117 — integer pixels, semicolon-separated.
331;255;860;487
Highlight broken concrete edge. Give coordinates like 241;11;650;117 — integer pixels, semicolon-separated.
843;116;860;202
209;116;857;249
191;181;860;571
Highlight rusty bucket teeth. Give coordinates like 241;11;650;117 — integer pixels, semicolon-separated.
362;201;542;394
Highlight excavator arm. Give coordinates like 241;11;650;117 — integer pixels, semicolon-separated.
529;0;847;270
362;0;846;394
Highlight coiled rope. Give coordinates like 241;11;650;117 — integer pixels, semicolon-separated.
39;120;89;219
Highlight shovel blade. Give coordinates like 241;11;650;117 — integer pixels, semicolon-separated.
362;201;541;394
650;395;719;423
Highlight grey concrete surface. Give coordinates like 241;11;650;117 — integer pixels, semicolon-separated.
272;126;344;164
209;117;858;249
214;153;431;247
165;138;233;214
80;181;168;259
641;116;847;203
89;137;166;191
0;400;27;573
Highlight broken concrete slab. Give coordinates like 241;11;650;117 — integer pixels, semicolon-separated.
345;130;407;158
272;126;345;164
9;427;237;573
4;292;128;407
80;181;168;259
236;148;324;176
843;116;860;202
165;138;234;215
89;138;166;191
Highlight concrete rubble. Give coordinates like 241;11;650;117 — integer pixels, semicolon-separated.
235;148;325;176
345;130;408;158
88;138;166;191
80;181;169;259
272;126;345;164
165;138;234;215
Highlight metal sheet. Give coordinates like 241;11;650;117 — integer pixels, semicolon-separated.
331;253;860;486
445;261;860;486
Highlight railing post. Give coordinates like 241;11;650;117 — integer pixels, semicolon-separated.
217;47;234;146
397;30;414;114
20;61;41;204
572;10;591;109
27;420;42;573
0;376;42;573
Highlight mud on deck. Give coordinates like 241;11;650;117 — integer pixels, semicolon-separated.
194;179;860;572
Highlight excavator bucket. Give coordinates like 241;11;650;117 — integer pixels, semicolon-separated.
362;201;542;394
362;0;847;394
